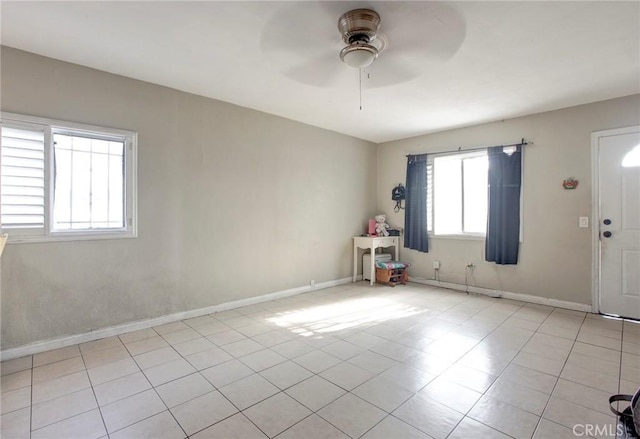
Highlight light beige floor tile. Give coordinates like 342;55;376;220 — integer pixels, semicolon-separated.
511;351;565;376
31;408;106;439
1;356;33;376
185;315;219;329
1;406;30;439
543;397;616;439
118;328;158;345
101;389;166;433
219;373;279;410
200;359;254;388
134;346;181;370
318;393;386;439
33;345;81;367
576;332;622;350
244;392;311;438
286;375;346;411
87;357;140;386
32;370;91;404
1;369;31;392
552;378;612;415
239;348;287;372
124;336;170;356
500;364;557;394
79;337;123;355
193;320;230;337
566;351;622;375
468;395;540;439
1;386;31;414
191;413;267;439
144;358;197;387
448;417;512;439
352;375;413;412
344;331;388;349
170;390;237;436
251;330;293;348
93;371;151;406
82;345;131;369
206;329;247;346
275;413;348;439
236;322;272;337
378;363;434;393
440;364;497;393
361;415;432;439
109;410;184;439
259;360;313;390
161;328;202;345
293;350;341;374
347;350;399;375
486;378;550;416
153;321;190;335
321;340;366;360
155;372;214;408
533;418;582;439
559;363;619;393
223;339;265;357
33;356;86;384
393;393;464;439
32;388;97;430
172;337;215;357
419;376;482;414
185;347;233;370
402;351;456;375
319;361;375;391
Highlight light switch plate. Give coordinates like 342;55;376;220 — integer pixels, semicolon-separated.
579;217;589;228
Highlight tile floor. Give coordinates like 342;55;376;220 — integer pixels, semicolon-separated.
1;282;639;439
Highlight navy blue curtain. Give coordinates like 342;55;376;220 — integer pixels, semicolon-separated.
485;146;522;264
404;154;429;253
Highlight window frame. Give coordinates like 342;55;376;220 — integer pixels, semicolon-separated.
1;112;137;243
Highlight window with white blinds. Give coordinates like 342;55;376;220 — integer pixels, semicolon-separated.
0;113;137;243
1;125;46;230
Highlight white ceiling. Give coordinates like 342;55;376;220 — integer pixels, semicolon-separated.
1;1;639;143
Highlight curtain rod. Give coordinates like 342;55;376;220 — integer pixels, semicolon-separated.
405;138;532;157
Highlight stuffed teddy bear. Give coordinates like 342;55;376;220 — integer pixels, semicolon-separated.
375;214;390;237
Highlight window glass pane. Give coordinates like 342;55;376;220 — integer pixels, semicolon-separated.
433;156;462;234
53;133;125;231
463;155;488;233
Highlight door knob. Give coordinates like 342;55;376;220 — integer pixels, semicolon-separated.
603;219;612;225
603;231;612;238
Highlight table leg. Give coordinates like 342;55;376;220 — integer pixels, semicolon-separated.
353;245;358;282
370;247;376;286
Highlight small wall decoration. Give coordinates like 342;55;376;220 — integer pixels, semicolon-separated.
562;178;579;190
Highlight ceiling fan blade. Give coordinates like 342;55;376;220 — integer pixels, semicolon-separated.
362;51;422;88
282;52;347;88
375;2;467;62
260;2;341;58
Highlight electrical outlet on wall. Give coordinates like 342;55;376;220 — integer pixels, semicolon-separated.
433;260;440;269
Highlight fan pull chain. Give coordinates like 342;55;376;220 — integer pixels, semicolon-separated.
359;68;362;111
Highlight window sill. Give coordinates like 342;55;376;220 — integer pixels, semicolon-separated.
428;233;485;241
5;231;137;244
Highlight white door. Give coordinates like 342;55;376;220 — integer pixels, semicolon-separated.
595;126;640;319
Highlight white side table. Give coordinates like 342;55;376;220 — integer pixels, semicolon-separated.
353;236;400;286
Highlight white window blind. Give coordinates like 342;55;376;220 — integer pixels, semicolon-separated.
1;125;46;230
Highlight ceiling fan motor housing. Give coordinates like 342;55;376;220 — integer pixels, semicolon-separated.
338;9;380;44
338;9;381;68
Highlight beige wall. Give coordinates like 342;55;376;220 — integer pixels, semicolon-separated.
0;47;378;349
377;94;640;306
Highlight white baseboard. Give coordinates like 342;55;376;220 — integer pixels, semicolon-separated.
409;277;593;313
1;276;354;361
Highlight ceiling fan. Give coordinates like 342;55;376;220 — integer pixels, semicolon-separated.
260;2;466;88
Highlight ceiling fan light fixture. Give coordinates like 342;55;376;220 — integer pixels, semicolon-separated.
340;43;378;68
